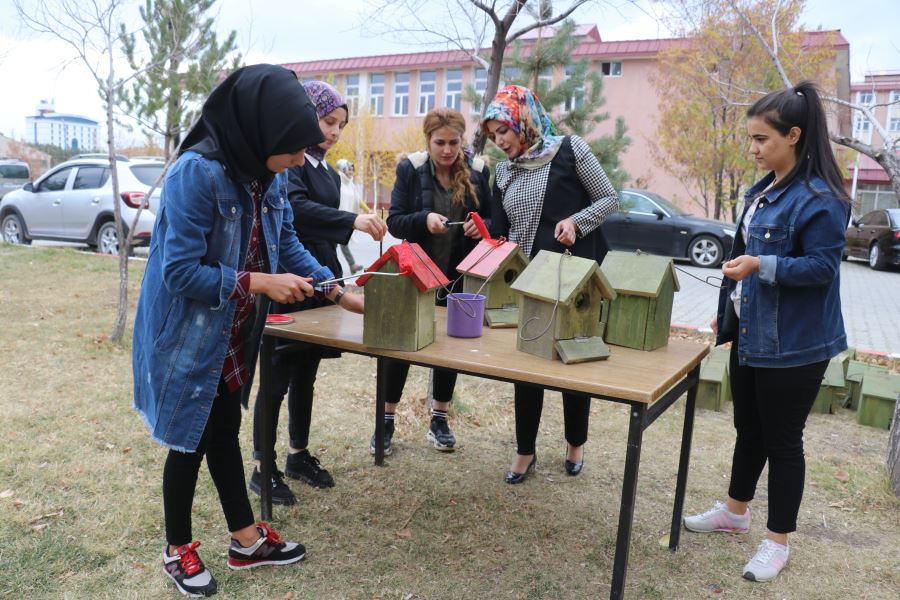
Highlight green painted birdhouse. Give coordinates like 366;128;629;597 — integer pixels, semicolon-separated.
696;347;731;412
357;241;449;351
456;239;529;328
812;358;847;414
857;371;900;429
846;360;889;410
510;250;617;363
601;251;680;351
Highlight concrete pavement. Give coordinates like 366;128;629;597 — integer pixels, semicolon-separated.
339;233;900;356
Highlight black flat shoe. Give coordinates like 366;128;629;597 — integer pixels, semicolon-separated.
564;459;583;476
505;455;536;484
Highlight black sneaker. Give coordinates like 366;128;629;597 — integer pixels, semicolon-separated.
369;420;394;456
248;467;296;506
426;417;456;452
163;541;218;597
227;522;306;570
285;450;335;488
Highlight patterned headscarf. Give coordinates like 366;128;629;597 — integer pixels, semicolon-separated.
301;80;348;162
481;85;564;169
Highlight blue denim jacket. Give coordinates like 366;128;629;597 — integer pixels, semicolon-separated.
715;172;850;368
132;152;333;452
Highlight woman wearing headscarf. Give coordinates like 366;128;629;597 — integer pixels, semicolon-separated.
336;159;369;274
250;81;386;506
133;65;361;597
481;85;619;484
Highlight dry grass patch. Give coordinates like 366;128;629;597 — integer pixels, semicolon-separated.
0;244;898;599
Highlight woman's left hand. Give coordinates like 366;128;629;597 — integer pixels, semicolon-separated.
462;219;482;240
554;218;578;246
334;289;364;314
721;255;760;281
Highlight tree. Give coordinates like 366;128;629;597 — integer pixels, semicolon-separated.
366;0;595;152
653;0;836;220
119;0;241;159
725;0;900;207
504;19;631;188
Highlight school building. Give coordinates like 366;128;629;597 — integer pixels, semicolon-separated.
282;24;868;220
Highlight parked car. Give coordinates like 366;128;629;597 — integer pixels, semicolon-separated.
843;208;900;270
601;188;736;268
0;156;164;255
0;159;31;200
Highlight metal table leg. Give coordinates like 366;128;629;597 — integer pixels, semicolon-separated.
669;364;699;551
609;403;646;600
259;334;274;521
373;357;386;466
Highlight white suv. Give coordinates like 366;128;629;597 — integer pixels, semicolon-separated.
0;155;164;255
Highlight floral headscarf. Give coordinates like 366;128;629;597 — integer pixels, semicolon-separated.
481;85;564;169
301;80;348;162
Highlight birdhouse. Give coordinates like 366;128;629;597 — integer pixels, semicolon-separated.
510;250;617;363
455;239;528;328
812;358;847;414
857;371;900;429
357;241;449;351
601;251;680;351
846;359;889;410
696;347;731;412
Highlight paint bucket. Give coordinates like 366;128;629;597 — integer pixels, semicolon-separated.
446;293;486;338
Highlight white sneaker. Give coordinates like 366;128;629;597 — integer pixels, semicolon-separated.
742;538;790;582
683;501;750;533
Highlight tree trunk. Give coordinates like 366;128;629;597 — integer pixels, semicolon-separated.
107;43;128;344
888;393;900;497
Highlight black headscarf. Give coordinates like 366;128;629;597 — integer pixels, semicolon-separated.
180;64;324;184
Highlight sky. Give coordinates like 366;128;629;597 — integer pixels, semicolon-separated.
0;0;897;144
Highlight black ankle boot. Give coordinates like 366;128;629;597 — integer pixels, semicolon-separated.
505;455;536;484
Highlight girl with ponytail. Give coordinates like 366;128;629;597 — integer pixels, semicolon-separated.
684;82;851;583
372;107;492;456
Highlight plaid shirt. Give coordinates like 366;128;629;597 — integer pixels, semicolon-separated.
221;180;266;393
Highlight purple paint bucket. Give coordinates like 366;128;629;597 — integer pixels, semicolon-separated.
446;293;486;338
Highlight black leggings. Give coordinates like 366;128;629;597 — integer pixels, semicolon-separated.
513;383;590;456
252;348;321;462
727;345;828;534
384;360;457;405
163;380;255;546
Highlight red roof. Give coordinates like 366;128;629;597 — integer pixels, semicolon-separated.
356;241;450;292
282;28;846;75
850;153;894;185
456;240;523;278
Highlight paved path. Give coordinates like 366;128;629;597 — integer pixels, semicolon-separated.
340;234;900;356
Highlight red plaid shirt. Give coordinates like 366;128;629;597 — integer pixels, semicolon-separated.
221;180;266;393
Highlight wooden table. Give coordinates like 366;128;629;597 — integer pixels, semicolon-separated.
258;306;708;600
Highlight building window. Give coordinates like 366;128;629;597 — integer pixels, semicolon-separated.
445;69;462;111
393;72;410;116
564;64;584;112
471;68;488;114
501;66;521;88
538;67;553;93
601;61;623;77
370;73;384;116
417;70;436;115
345;74;360;116
857;91;874;105
854;91;875;143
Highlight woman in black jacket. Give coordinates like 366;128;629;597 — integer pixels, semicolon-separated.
483;85;619;484
251;81;385;505
369;107;491;456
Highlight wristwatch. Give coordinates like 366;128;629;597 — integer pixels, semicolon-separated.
333;288;345;305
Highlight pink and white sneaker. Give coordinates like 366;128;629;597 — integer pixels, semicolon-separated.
742;538;790;582
683;501;750;533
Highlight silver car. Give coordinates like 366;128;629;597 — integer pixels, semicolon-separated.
0;155;164;255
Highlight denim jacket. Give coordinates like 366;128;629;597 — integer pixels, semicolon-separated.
132;151;333;452
715;172;850;368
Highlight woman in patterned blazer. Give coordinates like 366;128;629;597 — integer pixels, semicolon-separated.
482;84;619;484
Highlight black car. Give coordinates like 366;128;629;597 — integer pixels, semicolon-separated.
843;208;900;270
601;189;736;268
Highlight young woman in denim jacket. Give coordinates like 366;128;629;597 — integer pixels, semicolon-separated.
684;82;851;583
132;65;361;597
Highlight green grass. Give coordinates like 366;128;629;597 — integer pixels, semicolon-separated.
1;243;898;599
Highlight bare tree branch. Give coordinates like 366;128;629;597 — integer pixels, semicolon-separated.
508;0;590;42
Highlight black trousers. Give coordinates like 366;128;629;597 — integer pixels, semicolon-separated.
384;359;457;405
163;380;255;546
252;347;321;462
727;345;828;534
513;383;590;456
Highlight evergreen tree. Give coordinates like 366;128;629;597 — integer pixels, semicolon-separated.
119;0;241;158
504;20;631;189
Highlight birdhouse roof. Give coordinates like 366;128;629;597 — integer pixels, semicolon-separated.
600;251;680;298
356;241;450;292
455;240;526;278
510;250;616;304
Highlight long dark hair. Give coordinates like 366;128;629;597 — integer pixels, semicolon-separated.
746;81;849;201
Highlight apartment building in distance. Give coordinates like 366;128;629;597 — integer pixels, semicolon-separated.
282;24;851;219
24;100;100;152
849;70;900;215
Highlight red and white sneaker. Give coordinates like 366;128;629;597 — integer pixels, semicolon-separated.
162;541;218;597
226;522;306;570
